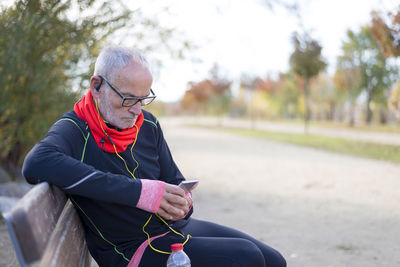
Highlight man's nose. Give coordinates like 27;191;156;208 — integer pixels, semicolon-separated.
128;101;142;114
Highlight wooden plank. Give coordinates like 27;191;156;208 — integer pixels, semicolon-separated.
39;200;91;267
3;182;67;266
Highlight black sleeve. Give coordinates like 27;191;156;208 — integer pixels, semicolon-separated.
156;120;185;186
22;120;142;207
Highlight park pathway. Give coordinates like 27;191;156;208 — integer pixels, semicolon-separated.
161;117;400;267
182;116;400;146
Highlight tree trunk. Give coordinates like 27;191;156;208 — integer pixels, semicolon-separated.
379;108;387;124
328;101;335;121
303;78;310;134
366;95;373;124
348;103;355;127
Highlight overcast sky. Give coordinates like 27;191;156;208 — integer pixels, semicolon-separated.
130;0;398;102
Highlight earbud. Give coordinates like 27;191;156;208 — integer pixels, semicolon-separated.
94;76;103;91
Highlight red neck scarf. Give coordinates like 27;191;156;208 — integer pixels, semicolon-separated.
74;90;144;153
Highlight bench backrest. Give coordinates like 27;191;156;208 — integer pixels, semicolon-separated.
3;182;91;267
39;200;91;267
4;182;67;266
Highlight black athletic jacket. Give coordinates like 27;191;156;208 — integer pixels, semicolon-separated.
22;110;192;266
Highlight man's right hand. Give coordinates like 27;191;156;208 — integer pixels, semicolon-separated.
157;183;191;220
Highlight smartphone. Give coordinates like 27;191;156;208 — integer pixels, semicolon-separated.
179;180;199;192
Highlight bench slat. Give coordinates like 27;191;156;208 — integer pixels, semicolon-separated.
40;200;90;267
3;182;67;266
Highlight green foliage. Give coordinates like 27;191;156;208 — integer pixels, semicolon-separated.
289;31;326;132
276;73;301;119
334;30;365;125
335;31;363;99
0;0;130;172
253;73;302;119
309;73;337;120
289;32;326;80
205;64;232;117
337;26;398;123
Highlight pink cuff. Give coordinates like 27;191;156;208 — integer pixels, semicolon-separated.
136;180;165;213
171;191;193;221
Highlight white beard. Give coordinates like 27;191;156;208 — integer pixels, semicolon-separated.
99;92;137;129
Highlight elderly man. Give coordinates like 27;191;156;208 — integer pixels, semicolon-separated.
23;46;286;267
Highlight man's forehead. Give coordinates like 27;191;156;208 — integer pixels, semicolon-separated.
114;63;152;83
108;64;152;98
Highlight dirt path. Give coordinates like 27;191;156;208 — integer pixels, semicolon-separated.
1;117;399;267
161;117;400;267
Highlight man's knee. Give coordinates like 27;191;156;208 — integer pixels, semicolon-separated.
242;240;287;267
266;249;286;267
236;239;266;267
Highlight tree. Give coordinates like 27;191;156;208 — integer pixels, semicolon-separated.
181;64;232;120
334;34;363;126
337;26;398;124
289;31;326;133
239;74;259;128
309;73;337;121
370;8;400;58
276;73;301;119
181;80;214;113
206;64;232;125
0;0;125;175
0;0;189;175
389;81;400;120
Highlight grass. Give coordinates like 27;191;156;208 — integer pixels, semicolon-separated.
190;124;400;164
244;117;400;133
309;120;400;133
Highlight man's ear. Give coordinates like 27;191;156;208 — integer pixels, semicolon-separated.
90;76;103;92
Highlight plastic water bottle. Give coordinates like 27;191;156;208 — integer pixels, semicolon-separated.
166;243;191;267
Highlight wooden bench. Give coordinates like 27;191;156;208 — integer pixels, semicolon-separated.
3;182;91;267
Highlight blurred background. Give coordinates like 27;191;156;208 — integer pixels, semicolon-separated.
1;0;400;266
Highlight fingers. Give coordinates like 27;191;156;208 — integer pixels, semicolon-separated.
158;198;185;220
157;184;191;220
157;208;171;220
163;184;188;208
183;193;193;207
164;190;187;207
164;183;186;197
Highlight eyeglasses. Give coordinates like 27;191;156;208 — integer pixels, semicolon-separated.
97;75;156;107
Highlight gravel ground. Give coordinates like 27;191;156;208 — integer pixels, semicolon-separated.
162;117;400;267
1;117;399;267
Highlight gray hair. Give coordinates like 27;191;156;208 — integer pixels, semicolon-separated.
94;46;150;82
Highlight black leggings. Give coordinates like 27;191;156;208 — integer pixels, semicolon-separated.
139;218;286;267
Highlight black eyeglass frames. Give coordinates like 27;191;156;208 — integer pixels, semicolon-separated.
97;75;156;107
